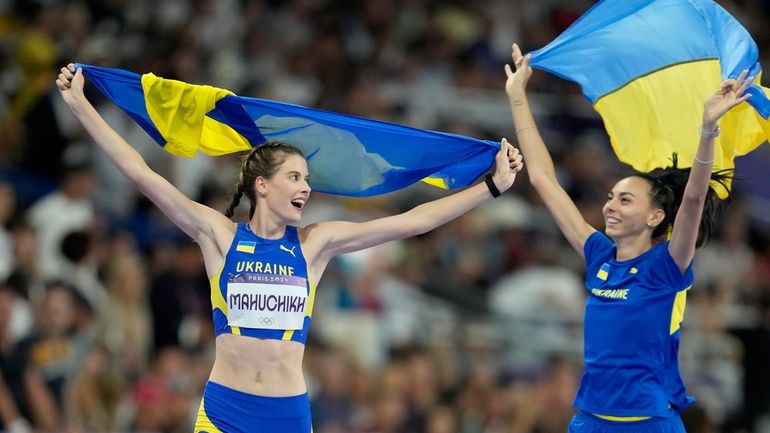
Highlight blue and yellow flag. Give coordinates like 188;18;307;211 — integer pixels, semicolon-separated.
529;0;770;192
77;64;499;196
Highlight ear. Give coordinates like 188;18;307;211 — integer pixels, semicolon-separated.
255;176;268;197
647;208;665;229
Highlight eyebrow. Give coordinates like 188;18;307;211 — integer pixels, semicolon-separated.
609;191;636;197
287;170;310;179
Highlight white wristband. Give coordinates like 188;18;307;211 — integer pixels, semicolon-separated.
698;125;720;139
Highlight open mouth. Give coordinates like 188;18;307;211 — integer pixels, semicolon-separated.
291;199;305;210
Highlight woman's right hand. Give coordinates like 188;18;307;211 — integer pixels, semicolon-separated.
56;63;86;107
504;43;532;97
491;138;524;193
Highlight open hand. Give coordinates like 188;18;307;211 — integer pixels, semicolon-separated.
504;43;532;97
492;138;524;193
702;69;753;130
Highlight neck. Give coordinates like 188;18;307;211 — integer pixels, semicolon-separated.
612;233;653;261
249;213;287;240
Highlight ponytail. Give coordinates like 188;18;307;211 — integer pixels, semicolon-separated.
224;184;244;218
634;153;732;248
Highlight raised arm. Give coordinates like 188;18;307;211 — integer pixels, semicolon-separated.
504;44;595;254
56;65;233;263
305;139;523;262
668;70;752;271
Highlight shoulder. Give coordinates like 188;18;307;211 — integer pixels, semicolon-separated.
296;222;338;264
198;217;238;271
583;231;613;259
647;240;694;287
649;240;679;264
297;222;327;248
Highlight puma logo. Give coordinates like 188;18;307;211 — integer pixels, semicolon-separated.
279;244;297;258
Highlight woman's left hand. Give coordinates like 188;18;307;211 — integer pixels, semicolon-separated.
702;69;753;130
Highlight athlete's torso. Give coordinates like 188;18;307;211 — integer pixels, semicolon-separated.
211;224;316;344
207;224;317;396
575;231;694;417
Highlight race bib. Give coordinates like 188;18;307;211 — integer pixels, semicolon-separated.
227;274;308;330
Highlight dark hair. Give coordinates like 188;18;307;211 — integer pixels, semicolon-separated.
61;230;92;263
224;142;305;219
631;154;732;248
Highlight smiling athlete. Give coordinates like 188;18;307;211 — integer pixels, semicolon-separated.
505;43;749;433
57;63;524;433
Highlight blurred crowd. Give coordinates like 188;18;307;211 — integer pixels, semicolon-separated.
1;0;769;432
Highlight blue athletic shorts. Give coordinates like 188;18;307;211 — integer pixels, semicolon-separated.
568;412;686;433
194;381;312;433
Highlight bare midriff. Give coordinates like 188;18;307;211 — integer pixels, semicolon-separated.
208;334;306;396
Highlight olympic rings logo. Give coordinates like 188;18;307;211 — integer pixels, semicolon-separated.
259;317;276;325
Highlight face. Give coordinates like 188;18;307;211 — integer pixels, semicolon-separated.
41;286;75;336
602;176;663;240
258;154;311;223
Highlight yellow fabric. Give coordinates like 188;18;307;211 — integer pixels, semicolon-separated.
281;278;317;341
593;414;652;422
209;266;240;335
209;267;227;315
194;398;224;433
141;73;252;157
236;243;256;254
595;59;770;198
421;176;450;189
670;287;690;335
306;277;318;318
597;269;608;281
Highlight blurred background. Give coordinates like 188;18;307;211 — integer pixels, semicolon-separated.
0;0;769;432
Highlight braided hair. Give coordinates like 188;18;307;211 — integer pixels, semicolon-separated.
224;142;305;219
631;153;732;248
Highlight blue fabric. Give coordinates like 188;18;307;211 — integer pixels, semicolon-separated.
528;0;769;117
568;411;686;433
576;232;695;416
198;381;311;433
213;225;313;345
76;63;500;197
75;64;166;143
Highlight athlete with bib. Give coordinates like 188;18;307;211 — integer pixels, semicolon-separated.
56;63;524;433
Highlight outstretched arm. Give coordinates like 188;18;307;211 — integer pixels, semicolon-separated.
668;70;752;272
306;139;523;261
505;44;595;255
56;65;232;258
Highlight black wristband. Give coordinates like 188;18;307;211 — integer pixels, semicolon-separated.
484;173;501;198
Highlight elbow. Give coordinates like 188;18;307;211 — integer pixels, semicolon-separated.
528;174;544;188
528;172;556;191
402;206;436;238
124;158;153;184
682;191;708;206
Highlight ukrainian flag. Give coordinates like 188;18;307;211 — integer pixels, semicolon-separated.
236;241;256;254
529;0;770;196
597;263;610;281
76;64;499;197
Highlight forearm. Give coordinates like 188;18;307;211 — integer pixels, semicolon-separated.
508;91;558;184
67;98;151;181
406;181;494;235
683;134;715;203
321;179;496;258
